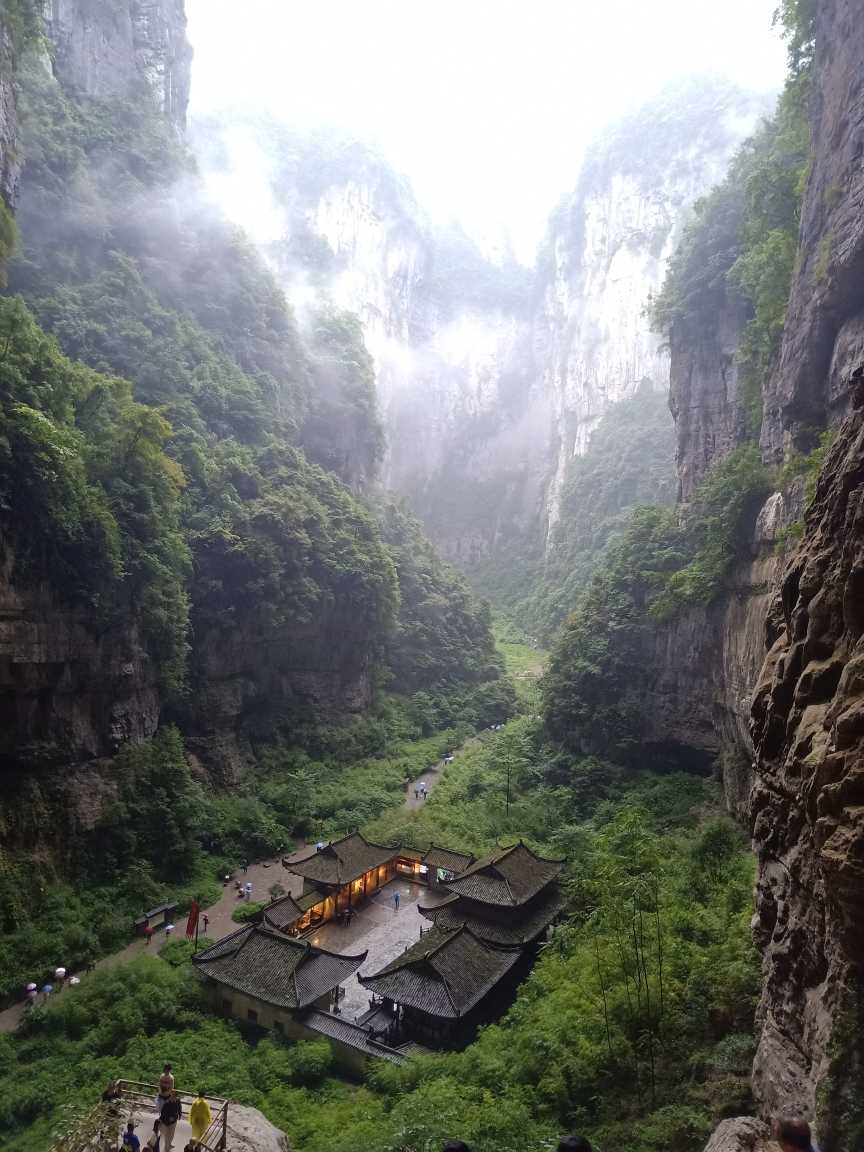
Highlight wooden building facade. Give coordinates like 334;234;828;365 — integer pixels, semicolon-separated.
268;833;475;937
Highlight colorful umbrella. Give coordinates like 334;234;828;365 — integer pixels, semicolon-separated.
42;984;53;994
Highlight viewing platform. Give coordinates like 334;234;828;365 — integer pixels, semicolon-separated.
49;1080;229;1152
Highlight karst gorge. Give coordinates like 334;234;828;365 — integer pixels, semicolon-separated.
0;1;861;1151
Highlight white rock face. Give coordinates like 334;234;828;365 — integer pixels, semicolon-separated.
198;84;770;562
45;0;191;127
538;141;745;536
308;179;423;353
225;1103;291;1152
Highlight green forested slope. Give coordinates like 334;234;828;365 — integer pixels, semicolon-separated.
4;51;504;727
0;28;509;1000
541;2;813;757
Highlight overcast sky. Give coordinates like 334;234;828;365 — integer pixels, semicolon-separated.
186;0;788;261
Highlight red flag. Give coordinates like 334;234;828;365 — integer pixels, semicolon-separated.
185;899;200;939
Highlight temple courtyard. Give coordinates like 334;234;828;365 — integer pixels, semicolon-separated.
305;878;451;1020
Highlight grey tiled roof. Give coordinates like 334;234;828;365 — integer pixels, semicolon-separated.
420;881;566;946
358;924;519;1018
301;1009;408;1065
422;844;475;873
261;893;304;929
438;841;563;907
261;889;325;930
286;832;397;887
192;925;366;1009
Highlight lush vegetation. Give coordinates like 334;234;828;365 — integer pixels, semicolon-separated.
0;15;803;1152
0;719;758;1152
0;296;190;686
0;0;41;62
650;8;813;439
541;446;769;759
6;53;503;732
0;44;512;1009
520;388;676;640
303;305;384;488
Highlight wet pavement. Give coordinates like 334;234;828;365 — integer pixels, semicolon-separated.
306;880;451;1021
0;740;462;1033
0;846;312;1034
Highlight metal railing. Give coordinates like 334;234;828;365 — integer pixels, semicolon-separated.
49;1080;230;1152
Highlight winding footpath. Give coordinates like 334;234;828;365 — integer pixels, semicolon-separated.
0;745;456;1034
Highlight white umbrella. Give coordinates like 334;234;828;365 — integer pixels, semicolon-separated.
54;967;66;979
69;976;81;985
26;982;37;992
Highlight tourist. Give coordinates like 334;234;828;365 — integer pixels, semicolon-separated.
202;913;209;934
346;906;354;927
245;881;252;900
122;1120;141;1151
145;1120;161;1151
165;923;174;939
54;966;66;988
144;921;153;946
414;787;419;800
393;890;400;911
242;859;248;873
158;1090;183;1152
156;1063;174;1109
558;1137;592;1152
774;1119;816;1152
190;1091;212;1144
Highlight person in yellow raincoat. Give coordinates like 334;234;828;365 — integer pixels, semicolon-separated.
189;1092;212;1145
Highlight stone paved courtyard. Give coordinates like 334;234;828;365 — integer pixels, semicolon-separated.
306;879;450;1021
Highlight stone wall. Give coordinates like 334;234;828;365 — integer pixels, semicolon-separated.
746;1;864;1143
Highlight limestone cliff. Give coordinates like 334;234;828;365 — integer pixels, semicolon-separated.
747;1;864;1140
197;82;763;568
537;80;764;535
0;19;20;212
669;293;752;503
44;0;190;127
0;0;190;787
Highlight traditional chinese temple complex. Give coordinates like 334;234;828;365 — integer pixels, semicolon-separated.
192;924;367;1024
194;834;565;1058
358;923;523;1046
267;832;475;936
419;840;565;949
